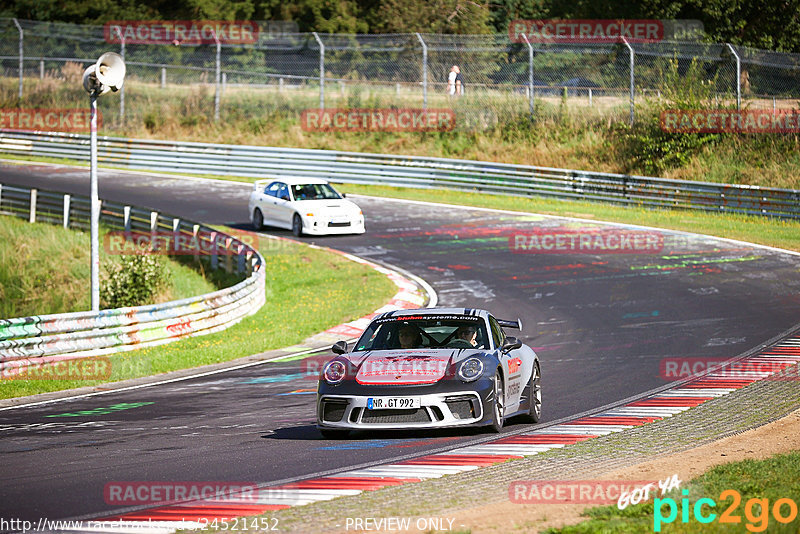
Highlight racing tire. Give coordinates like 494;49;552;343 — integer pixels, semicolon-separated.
292;213;303;237
252;208;264;231
319;428;349;439
521;361;542;423
488;370;504;433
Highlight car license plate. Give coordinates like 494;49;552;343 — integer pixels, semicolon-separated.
367;397;421;410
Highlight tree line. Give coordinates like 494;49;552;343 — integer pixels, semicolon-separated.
2;0;799;52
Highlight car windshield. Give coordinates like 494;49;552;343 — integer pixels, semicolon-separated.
355;315;489;351
291;183;341;201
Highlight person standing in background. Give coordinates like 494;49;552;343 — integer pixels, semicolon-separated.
454;65;463;96
448;65;458;96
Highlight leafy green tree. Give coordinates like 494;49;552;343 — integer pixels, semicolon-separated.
373;0;493;33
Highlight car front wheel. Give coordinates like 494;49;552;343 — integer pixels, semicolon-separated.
292;213;303;237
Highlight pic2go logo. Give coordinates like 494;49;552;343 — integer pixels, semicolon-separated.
654;489;799;532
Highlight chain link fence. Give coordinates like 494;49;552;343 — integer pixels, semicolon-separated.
1;18;799;131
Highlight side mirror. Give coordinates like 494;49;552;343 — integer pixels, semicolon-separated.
501;336;522;353
331;340;348;355
341;193;347;198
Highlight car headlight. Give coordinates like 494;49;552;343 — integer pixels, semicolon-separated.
323;360;346;384
458;358;484;382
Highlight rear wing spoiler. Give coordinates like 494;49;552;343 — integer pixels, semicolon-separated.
497;318;523;331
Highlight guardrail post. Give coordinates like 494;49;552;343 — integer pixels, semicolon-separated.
123;206;131;232
210;230;219;270
726;43;741;110
192;224;201;263
312;32;325;109
224;237;233;273
415;33;427;111
29;188;37;223
12;19;23;100
237;244;245;273
622;37;635;126
63;194;70;228
150;211;158;251
172;218;180;255
521;34;534;118
245;251;253;276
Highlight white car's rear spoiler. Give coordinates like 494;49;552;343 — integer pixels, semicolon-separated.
498;318;523;331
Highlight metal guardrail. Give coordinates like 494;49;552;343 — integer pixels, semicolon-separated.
0;181;266;375
1;130;798;219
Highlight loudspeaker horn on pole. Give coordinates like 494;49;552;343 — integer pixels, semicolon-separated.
82;52;126;96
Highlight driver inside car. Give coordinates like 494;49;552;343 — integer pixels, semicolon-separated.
454;325;478;347
397;324;423;349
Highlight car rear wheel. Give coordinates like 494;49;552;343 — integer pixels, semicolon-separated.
489;370;504;433
252;208;264;231
292;213;303;237
521;361;541;423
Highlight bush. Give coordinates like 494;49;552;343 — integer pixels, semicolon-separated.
618;58;726;175
101;254;172;309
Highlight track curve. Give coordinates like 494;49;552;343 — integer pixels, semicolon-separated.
2;161;800;523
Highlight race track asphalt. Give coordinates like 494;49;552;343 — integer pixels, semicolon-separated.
2;162;799;523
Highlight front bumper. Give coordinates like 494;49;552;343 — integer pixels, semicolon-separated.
317;383;492;430
302;216;365;235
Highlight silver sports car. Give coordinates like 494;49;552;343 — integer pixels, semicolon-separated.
316;307;541;438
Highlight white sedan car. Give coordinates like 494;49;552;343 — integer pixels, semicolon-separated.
248;177;365;236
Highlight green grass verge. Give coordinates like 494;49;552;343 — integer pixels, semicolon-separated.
0;236;397;399
0;214;222;317
546;451;800;533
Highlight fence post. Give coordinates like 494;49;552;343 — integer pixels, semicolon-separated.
622;37;635;126
119;30;126;124
214;32;221;121
161;67;166;88
312;32;325;109
521;34;534;118
726;43;741;110
12;19;23;100
415;33;427;111
29;189;37;223
39;59;44;79
63;194;71;228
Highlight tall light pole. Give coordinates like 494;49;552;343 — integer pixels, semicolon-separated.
82;52;126;312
